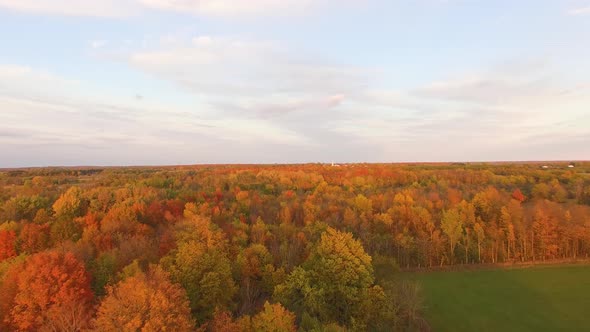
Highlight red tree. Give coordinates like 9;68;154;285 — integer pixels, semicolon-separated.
0;230;17;262
0;260;24;331
512;189;526;203
18;223;50;254
8;251;94;331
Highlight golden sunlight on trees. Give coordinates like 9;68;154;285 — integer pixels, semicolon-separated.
0;230;17;262
1;163;589;330
251;301;297;332
275;227;383;329
162;206;237;323
236;244;279;314
52;186;86;221
7;251;94;331
441;209;463;265
93;265;194;331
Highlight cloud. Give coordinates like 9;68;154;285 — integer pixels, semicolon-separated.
126;36;366;112
0;129;30;138
0;64;314;167
212;94;345;119
0;64;78;98
0;0;137;17
328;60;590;161
3;57;589;165
90;40;109;49
0;0;327;18
0;64;32;77
414;75;552;106
106;34;589;162
3;29;590;166
408;60;590;116
138;0;317;17
568;6;590;16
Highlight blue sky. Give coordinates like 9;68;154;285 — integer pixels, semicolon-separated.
0;0;589;167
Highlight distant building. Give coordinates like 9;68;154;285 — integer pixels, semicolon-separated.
542;165;549;169
568;164;575;168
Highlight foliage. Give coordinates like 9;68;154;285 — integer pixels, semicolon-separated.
93;265;195;331
251;301;297;332
0;162;589;329
162;213;237;323
6;251;94;331
52;186;86;221
0;230;17;261
275;227;380;328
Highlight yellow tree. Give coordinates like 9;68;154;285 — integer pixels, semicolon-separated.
251;302;296;332
162;206;236;322
441;209;463;264
52;186;85;220
474;222;485;263
93;265;194;331
236;244;277;314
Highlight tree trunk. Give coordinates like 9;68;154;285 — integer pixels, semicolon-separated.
506;239;510;261
531;230;535;262
465;244;468;265
477;240;481;263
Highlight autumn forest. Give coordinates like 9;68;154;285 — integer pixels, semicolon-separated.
1;162;590;331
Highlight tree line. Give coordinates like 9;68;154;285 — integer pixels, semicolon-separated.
0;162;589;330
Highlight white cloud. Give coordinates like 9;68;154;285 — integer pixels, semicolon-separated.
0;64;312;166
412;64;590;118
329;60;590;161
568;6;590;16
126;36;366;106
0;64;32;77
116;35;590;161
227;94;345;118
139;0;317;17
192;36;212;45
2;56;589;165
0;0;137;17
0;0;325;17
0;64;77;97
90;40;109;49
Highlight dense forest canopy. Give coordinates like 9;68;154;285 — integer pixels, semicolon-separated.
1;162;589;331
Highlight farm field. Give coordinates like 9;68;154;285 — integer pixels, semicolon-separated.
411;265;590;332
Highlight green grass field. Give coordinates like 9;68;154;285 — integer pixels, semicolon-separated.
410;265;590;332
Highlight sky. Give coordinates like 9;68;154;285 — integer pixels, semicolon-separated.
0;0;589;167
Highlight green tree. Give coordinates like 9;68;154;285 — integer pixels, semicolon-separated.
162;213;237;321
275;227;380;327
162;209;237;322
236;244;279;314
163;240;237;322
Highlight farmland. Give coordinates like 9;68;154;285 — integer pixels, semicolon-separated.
411;265;590;331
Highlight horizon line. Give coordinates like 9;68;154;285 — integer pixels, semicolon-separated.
1;160;587;171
